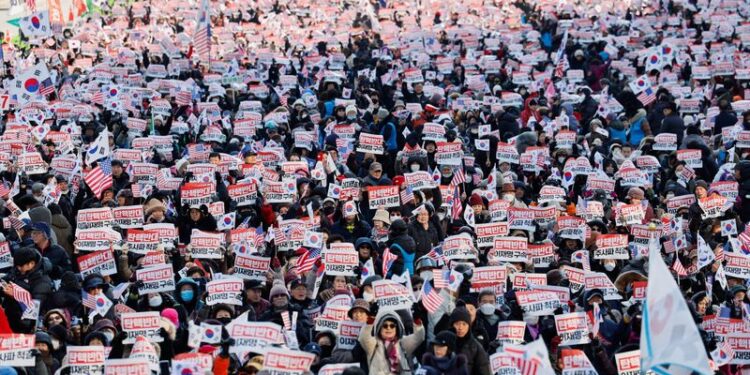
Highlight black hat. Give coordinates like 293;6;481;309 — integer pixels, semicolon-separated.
450;307;471;326
432;330;456;351
111;160;123;167
245;280;264;290
82;273;107;292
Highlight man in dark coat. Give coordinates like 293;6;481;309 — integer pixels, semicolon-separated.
30;222;72;280
2;247;53;333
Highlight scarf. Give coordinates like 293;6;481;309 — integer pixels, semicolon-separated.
384;339;400;373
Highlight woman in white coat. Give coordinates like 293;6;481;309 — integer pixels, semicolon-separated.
359;310;425;374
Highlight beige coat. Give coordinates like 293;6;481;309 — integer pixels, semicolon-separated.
359;311;425;375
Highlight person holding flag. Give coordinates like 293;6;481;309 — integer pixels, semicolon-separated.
1;247;52;333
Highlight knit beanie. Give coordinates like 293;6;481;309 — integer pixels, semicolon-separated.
450;307;471;326
269;280;289;299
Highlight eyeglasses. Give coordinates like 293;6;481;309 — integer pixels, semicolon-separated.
382;323;397;329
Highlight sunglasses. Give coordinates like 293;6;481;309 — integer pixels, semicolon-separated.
382;323;397;329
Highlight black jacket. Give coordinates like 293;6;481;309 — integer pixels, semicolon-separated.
453;332;491;375
408;221;442;259
659;114;686;145
2;251;53;333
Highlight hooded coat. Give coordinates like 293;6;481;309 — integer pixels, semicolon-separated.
359;311;425;375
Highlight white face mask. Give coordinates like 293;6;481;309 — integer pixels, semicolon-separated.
410;164;421;172
420;271;434;282
51;338;60;350
148;295;163;307
103;331;115;343
523;314;539;325
437;212;446;221
363;291;375;302
480;303;495;315
604;262;616;272
503;194;515;202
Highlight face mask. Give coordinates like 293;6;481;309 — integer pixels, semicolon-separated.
103;331;115;343
441;172;453;178
181;289;195;302
320;345;333;358
323;206;335;215
410;164;421;172
363;291;375;302
604;262;616;272
558;157;567;165
347;114;356;120
420;271;433;282
218;317;232;325
480;303;495;315
51;338;60;350
523;314;539;326
503;194;515;202
438;212;446;221
148;295;163;307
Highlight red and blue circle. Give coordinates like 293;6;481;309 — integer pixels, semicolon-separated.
24;78;40;93
31;16;41;29
204;328;216;339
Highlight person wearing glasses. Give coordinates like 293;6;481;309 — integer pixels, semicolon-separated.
359;310;425;374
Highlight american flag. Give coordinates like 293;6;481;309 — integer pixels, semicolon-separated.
420;281;444;313
433;269;449;289
400;185;414;204
382;247;398;276
81;291;97;309
451;185;462;221
637;87;657;106
176;91;192;107
451;169;466;187
193;0;211;58
716;244;725;262
253;226;265;248
9;282;33;311
0;183;10;198
672;258;688;277
274;227;288;244
296;247;321;274
84;157;113;198
427;245;444;264
91;91;105;105
40;76;55;96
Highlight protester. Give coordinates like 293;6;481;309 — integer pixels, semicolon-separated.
0;0;747;373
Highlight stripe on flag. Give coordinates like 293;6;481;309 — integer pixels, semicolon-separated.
84;157;113;198
421;281;444;313
9;282;33;311
296;247;321;274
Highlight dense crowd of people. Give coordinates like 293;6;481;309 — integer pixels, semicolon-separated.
0;0;747;373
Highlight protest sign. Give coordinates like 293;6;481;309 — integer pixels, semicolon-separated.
126;229;159;255
233;254;271;281
372;280;413;312
67;346;106;374
367;185;400;209
78;250;117;277
112;205;144;229
490;237;528;263
136;264;175;294
121;312;163;344
206;278;244;306
263;348;316;375
189;230;225;259
229;321;284;356
516;290;561;316
323;248;359;276
554;312;591;345
594;234;630;260
584;272;622;300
